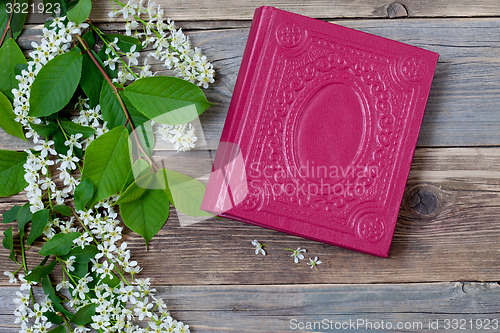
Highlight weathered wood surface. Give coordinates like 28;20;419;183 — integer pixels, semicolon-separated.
2;147;500;285
7;18;500;151
2;2;500;331
1;282;499;332
25;0;500;24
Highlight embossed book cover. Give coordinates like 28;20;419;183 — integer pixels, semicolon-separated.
201;6;439;257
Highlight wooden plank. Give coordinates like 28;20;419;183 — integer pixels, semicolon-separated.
25;0;500;25
1;147;500;285
9;18;500;150
0;282;499;332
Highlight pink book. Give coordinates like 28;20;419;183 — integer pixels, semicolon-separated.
201;6;438;257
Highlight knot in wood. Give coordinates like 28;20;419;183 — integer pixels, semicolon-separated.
410;188;438;215
387;2;408;18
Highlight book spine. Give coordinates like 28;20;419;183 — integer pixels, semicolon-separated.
219;6;270;144
202;7;271;212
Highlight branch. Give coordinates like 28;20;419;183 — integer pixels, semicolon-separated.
75;34;158;171
0;0;16;47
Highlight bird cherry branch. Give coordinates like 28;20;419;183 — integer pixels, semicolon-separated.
75;33;158;172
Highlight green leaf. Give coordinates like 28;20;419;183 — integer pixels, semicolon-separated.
103;34;142;52
44;275;72;317
0;38;27;101
80;53;104;108
82;127;131;206
44;311;64;325
39;232;80;256
74;178;94;211
29;49;83;117
0;149;27;197
67;0;92;24
60;120;95;138
0;2;28;43
48;325;66;333
120;158;150;196
2;205;21;223
9;0;28;40
124;77;212;125
116;174;151;205
52;129;69;155
65;245;98;263
2;227;15;261
97;271;120;288
25;261;57;282
14;63;27;76
119;184;170;246
27;209;49;245
81;30;95;49
30;122;58;138
0;5;8;47
97;47;118;79
123;94;150;130
17;202;32;237
73;146;83;159
0;90;25;140
158;169;212;217
99;81;127;129
70;303;95;325
53;204;72;216
135;121;155;157
40;256;49;266
72;261;89;278
42;275;61;306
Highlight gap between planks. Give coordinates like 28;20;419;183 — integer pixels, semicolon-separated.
0;282;499;332
7;17;500;150
1;147;499;286
24;0;500;24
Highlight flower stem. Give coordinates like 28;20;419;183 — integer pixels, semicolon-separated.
45;170;54;211
113;267;130;286
19;233;35;305
60;313;75;333
56;257;78;286
56;117;84;174
70;207;100;245
90;23;138;79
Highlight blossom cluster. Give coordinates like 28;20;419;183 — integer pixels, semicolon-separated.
156;123;198;152
12;18;93;213
107;0;215;89
11;199;190;332
104;0;218;152
6;15;191;333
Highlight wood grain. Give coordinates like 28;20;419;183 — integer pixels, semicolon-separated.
24;0;500;25
1;147;499;285
10;18;500;150
0;282;499;332
1;1;498;331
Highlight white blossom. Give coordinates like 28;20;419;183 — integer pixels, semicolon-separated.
64;133;83;150
251;240;266;256
4;271;17;284
66;256;76;272
307;256;322;269
125;44;140;66
286;247;306;263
